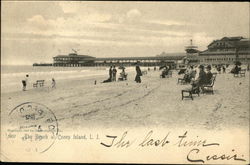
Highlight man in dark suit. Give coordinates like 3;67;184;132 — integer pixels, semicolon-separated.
109;66;113;81
112;66;117;82
205;65;213;85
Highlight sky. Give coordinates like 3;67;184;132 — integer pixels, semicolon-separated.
1;1;249;65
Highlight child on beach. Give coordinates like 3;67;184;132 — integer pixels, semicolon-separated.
22;74;29;91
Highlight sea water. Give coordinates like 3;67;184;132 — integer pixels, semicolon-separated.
1;65;109;93
1;65;144;93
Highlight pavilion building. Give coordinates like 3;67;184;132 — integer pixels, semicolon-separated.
198;36;250;64
53;53;185;68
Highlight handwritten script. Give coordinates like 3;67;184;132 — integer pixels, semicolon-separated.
100;130;246;163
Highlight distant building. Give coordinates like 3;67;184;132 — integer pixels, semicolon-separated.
52;52;185;67
94;56;184;68
199;36;250;64
185;39;200;64
53;53;95;67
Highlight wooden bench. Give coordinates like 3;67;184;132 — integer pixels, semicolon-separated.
234;69;246;77
181;87;200;100
177;74;189;84
239;69;246;77
33;80;45;88
201;74;217;94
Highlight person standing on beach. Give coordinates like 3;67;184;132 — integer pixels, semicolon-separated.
22;74;29;91
135;63;142;83
112;66;117;81
109;66;113;81
52;78;56;88
222;65;226;73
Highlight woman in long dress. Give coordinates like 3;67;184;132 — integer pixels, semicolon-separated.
135;64;142;83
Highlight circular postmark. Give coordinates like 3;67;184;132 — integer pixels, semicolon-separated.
7;102;58;153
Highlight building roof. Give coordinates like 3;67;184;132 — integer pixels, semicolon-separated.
199;50;250;56
206;36;250;50
95;56;185;61
54;54;95;58
221;36;244;41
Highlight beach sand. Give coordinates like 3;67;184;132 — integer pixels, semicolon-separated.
1;68;249;131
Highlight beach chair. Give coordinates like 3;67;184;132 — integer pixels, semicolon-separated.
201;74;216;94
239;69;246;77
233;68;243;77
234;72;239;77
33;80;45;88
177;74;189;84
181;86;200;100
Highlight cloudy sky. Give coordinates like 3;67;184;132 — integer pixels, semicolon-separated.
1;1;249;65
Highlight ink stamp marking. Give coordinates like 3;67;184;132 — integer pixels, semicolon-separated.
8;102;59;153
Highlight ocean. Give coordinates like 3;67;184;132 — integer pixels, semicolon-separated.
1;65;143;93
1;65;109;93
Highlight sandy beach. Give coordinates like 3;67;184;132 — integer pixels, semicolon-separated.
1;67;249;131
1;66;249;163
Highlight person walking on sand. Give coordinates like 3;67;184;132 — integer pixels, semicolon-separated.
22;74;29;91
112;66;117;81
135;63;142;83
52;78;56;88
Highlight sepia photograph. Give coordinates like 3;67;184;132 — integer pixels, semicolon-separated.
1;1;249;164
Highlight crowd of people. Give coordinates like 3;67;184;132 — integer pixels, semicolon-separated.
103;66;118;83
22;62;247;92
103;63;143;83
179;64;216;94
190;65;214;93
182;65;196;83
